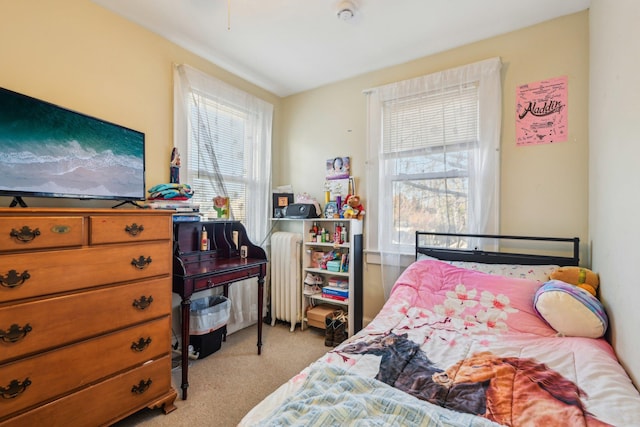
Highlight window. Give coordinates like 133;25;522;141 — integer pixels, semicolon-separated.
366;58;502;298
174;64;273;332
188;92;251;223
382;83;479;252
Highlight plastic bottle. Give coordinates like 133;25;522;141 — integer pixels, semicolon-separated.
201;226;208;251
335;224;342;244
308;223;316;242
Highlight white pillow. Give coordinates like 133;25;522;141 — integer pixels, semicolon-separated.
416;254;558;283
534;280;608;338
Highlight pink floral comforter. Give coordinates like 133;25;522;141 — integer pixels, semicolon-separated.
241;260;640;426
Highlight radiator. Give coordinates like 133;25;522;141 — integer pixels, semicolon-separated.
270;231;303;331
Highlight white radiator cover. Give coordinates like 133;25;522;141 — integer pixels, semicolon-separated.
270;232;303;331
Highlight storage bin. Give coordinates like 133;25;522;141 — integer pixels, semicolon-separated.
307;304;340;329
190;326;226;359
326;260;341;272
189;295;231;335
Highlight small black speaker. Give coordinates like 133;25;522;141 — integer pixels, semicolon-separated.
282;203;320;219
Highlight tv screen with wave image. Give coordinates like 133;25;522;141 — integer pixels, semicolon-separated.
0;87;145;207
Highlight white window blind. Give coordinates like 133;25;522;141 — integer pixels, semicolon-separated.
188;91;249;222
383;84;479;154
381;83;479;249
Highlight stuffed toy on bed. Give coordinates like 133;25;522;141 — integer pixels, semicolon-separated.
549;266;599;297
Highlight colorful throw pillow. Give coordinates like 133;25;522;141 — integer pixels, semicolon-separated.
534;280;608;338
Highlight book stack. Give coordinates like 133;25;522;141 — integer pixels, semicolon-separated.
328;277;348;289
171;213;202;223
322;285;349;302
144;199;202;222
145;199;200;212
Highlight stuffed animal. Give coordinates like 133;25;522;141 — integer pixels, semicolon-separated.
549;266;599;297
343;194;365;220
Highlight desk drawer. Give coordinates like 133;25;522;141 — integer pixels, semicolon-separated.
0;317;171;419
0;242;171;303
0;216;84;253
0;277;171;363
90;215;171;245
0;355;173;427
192;265;264;292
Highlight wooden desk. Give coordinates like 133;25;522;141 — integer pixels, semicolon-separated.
172;220;267;400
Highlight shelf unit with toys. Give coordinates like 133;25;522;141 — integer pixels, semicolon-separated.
301;218;363;338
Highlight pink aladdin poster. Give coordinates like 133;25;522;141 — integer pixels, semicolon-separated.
516;76;567;146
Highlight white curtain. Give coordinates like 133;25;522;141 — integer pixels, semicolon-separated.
366;57;502;299
174;64;273;334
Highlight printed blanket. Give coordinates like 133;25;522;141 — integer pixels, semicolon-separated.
253;364;501;427
240;260;640;426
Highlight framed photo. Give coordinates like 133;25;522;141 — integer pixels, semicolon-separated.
324;201;339;219
272;192;294;218
326;156;350;180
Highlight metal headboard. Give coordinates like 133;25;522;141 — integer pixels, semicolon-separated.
415;232;580;266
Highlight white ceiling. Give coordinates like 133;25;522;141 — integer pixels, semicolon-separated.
92;0;590;97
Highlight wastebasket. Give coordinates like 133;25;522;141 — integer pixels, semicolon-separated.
189;295;231;359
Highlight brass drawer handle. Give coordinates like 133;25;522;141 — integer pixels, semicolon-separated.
131;337;152;352
131;256;152;269
132;295;154;310
0;323;33;343
0;270;30;289
1;378;32;399
131;378;152;395
9;226;41;243
125;223;144;236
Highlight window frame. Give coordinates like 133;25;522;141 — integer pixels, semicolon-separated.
365;58;502;261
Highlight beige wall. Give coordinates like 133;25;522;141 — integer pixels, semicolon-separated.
0;0;281;210
589;0;640;387
278;11;589;323
1;3;590;331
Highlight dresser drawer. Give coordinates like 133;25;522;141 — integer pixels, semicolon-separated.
89;215;172;245
0;355;173;427
0;317;171;419
0;277;171;363
0;216;85;253
0;242;171;303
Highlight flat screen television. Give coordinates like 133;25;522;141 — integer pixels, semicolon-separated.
0;86;145;207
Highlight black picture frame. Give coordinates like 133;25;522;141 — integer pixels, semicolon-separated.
272;193;294;218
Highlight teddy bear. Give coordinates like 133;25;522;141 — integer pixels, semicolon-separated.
549;266;599;297
343;194;365;220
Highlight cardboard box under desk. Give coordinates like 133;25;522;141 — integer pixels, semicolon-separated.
307;304;340;329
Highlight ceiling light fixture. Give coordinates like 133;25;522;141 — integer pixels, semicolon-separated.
336;0;356;21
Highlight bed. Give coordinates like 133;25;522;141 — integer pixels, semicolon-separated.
240;232;640;426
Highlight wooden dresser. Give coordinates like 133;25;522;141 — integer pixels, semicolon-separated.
0;208;177;426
